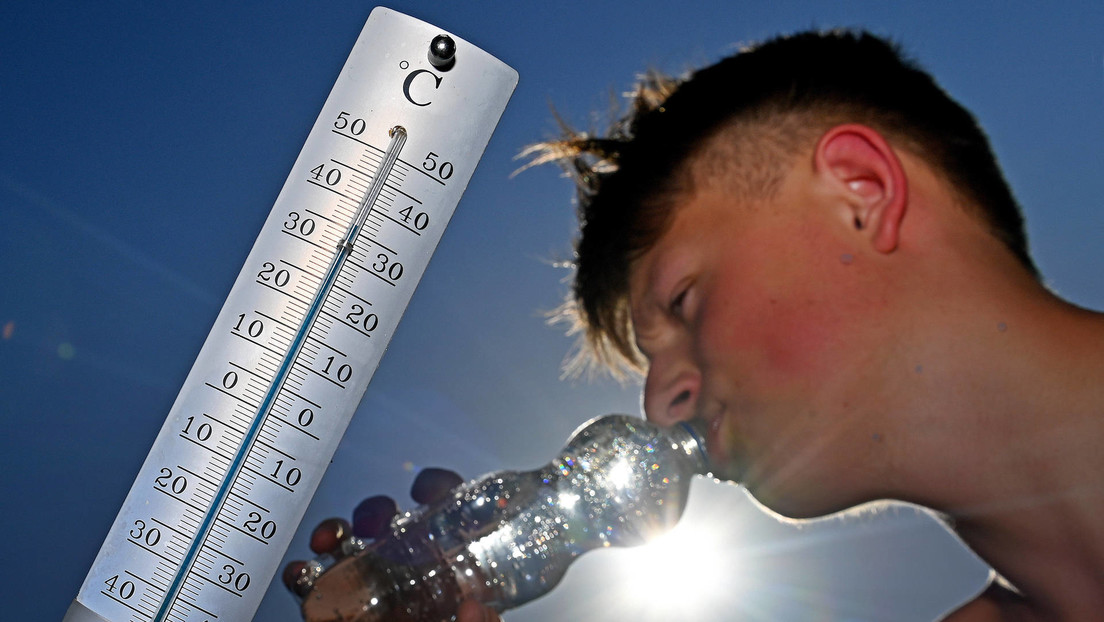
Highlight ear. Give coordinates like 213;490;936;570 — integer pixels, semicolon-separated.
814;124;908;253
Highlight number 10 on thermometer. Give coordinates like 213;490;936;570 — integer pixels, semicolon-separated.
65;8;517;622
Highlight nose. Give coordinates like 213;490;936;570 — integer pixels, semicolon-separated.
642;352;701;427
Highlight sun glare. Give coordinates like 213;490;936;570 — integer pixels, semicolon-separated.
614;516;736;618
605;458;634;490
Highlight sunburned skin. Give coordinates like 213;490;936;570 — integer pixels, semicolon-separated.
629;125;1104;619
290;32;1104;616
628;149;897;511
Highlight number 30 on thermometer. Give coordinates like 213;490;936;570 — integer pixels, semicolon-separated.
64;8;517;622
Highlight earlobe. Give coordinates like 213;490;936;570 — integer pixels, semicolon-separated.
814;124;908;253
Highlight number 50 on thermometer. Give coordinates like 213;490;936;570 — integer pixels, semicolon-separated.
64;9;517;622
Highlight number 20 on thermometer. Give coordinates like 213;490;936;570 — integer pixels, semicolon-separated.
64;8;517;622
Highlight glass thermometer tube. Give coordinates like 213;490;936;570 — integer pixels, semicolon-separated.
64;8;517;622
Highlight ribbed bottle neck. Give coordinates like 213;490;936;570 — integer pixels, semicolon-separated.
671;420;712;476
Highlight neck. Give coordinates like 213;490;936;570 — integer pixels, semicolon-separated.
879;268;1104;614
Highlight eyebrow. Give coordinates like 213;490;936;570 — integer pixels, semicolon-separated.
627;268;668;352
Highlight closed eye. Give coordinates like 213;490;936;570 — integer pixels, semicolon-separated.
668;287;689;320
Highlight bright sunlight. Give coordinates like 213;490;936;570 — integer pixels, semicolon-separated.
613;511;739;619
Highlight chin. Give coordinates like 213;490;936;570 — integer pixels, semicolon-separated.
700;442;749;488
740;466;855;521
701;457;814;516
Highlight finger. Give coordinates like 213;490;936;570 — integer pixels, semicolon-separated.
410;467;464;505
281;560;310;597
457;599;501;622
309;517;352;555
352;495;399;538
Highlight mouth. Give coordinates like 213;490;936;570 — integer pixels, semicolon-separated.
695;408;738;482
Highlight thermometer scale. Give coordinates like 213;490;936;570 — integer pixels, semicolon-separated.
64;8;517;621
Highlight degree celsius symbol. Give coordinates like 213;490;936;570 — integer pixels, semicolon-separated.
64;8;517;622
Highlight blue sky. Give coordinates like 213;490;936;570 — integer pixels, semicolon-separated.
3;1;1102;620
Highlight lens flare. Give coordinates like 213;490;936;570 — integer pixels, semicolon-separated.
614;515;734;618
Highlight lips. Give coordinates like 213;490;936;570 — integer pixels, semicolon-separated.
698;408;738;482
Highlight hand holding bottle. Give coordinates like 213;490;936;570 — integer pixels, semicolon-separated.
284;468;499;621
284;414;709;621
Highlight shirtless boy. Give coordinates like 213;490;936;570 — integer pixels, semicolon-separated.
292;29;1104;621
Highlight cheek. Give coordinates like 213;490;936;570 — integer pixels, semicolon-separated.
708;298;840;380
699;267;854;386
761;303;842;378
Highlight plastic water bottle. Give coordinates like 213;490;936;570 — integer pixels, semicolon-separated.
291;414;710;621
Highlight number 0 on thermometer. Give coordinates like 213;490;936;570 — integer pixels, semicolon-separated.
64;8;517;622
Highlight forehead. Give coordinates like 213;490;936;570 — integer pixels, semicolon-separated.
626;167;801;302
627;191;726;298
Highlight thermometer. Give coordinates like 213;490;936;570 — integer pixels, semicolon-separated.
64;8;517;621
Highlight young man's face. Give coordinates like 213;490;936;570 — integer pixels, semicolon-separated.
628;158;888;517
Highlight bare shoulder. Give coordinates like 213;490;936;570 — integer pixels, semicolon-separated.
940;580;1034;622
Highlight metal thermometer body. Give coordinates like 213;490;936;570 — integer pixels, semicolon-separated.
65;9;517;622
